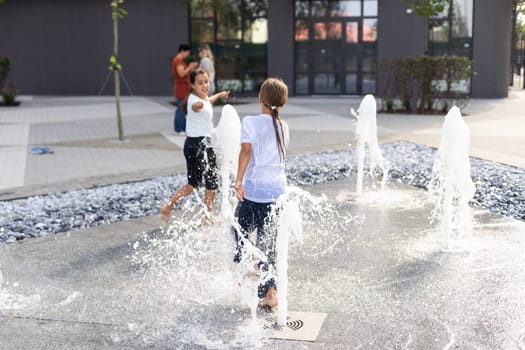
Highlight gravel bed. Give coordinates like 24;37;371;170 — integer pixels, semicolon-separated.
1;141;523;243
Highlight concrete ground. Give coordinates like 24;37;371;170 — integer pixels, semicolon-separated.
0;89;523;199
0;89;524;349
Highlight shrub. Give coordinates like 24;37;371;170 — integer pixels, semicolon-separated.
377;55;473;114
0;57;19;106
2;83;19;106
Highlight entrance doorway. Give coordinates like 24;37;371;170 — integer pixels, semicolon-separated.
294;1;378;95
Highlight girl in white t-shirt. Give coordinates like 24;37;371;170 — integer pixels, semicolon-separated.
160;69;229;223
232;78;289;310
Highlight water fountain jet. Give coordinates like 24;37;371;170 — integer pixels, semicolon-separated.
215;104;241;221
351;94;387;193
429;106;476;249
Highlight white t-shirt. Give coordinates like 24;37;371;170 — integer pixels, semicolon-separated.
186;93;213;138
199;57;215;83
240;114;289;203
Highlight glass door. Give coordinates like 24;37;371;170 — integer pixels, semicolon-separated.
344;20;359;94
311;20;344;94
295;19;366;94
294;0;378;95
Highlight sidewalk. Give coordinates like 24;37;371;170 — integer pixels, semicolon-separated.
0;91;523;200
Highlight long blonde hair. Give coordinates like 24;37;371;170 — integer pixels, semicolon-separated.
259;78;288;161
199;43;214;64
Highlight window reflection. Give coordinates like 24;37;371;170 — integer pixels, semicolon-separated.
190;0;214;17
244;18;268;43
295;20;309;41
314;73;339;93
314;22;342;40
190;0;268;94
362;73;376;94
296;44;309;72
217;3;242;40
346;22;358;43
191;19;215;43
428;0;473;94
451;0;473;37
362;18;377;42
363;0;378;16
344;45;358;70
294;0;378;94
346;73;357;94
428;0;473;56
363;45;377;72
295;0;309;17
430;1;450;18
311;1;361;17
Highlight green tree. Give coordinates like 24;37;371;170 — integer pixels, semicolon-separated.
109;0;128;141
401;0;447;16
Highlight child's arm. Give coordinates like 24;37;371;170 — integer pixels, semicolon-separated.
234;143;251;201
192;101;204;112
209;90;230;104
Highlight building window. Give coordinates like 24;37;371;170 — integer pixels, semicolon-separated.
294;0;378;95
429;0;473;57
190;0;268;94
428;0;473;93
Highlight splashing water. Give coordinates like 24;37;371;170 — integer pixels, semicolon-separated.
275;188;303;326
428;106;476;249
351;94;387;193
130;185;358;347
0;263;40;310
133;103;359;345
214;104;241;221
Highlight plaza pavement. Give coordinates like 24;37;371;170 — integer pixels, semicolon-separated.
0;90;524;349
0;89;523;200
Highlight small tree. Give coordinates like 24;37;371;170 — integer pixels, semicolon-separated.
109;0;128;141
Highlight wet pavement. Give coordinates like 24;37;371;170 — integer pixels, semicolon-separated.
1;179;525;349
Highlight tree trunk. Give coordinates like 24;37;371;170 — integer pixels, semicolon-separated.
114;70;124;141
113;11;124;141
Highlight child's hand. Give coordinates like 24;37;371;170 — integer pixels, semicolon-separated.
221;90;230;99
235;182;244;201
192;101;204;112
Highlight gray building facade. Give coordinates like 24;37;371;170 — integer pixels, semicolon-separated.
0;0;514;98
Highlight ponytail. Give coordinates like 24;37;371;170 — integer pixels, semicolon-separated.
269;106;286;161
259;77;289;161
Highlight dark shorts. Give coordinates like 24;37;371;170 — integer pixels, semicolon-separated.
231;199;279;298
183;136;218;190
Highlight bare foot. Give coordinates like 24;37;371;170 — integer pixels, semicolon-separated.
160;204;172;223
201;213;219;225
257;287;278;309
244;262;260;279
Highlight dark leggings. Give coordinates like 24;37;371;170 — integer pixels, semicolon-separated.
231;199;278;298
